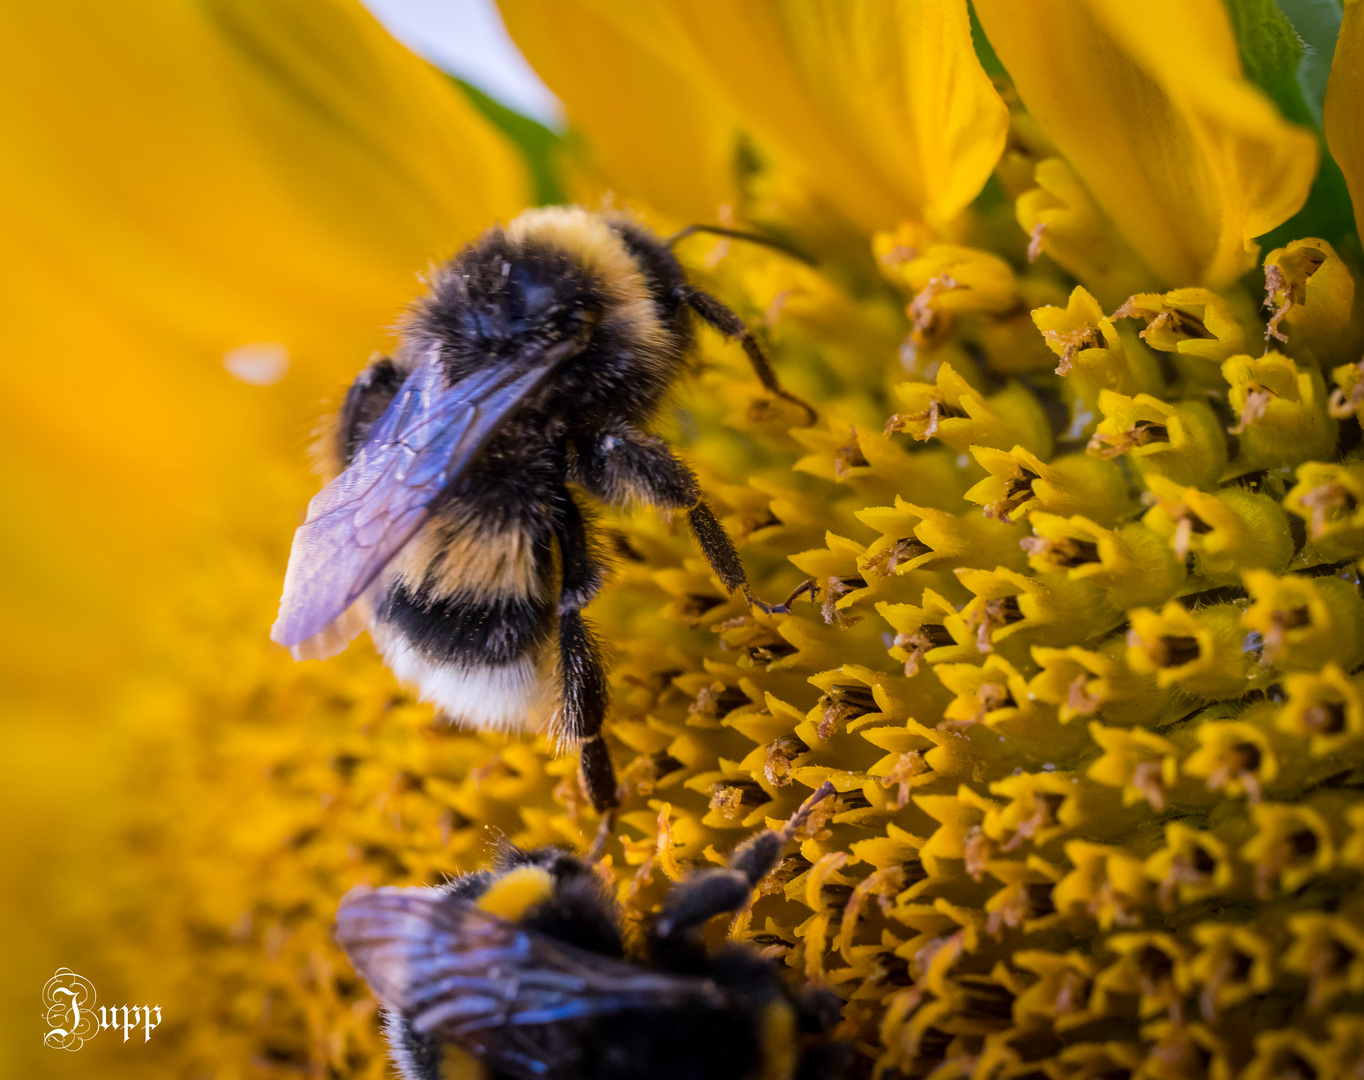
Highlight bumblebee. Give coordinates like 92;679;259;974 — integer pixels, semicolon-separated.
336;782;850;1080
271;206;813;813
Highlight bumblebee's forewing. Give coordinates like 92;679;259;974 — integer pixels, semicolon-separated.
337;887;726;1080
271;351;564;654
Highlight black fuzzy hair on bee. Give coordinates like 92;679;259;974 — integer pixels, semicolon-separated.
337;783;851;1080
271;206;815;814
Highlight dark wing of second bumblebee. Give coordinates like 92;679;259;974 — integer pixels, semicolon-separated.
337;887;730;1080
271;340;580;651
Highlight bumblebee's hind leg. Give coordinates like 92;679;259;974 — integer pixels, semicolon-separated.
552;489;619;813
678;284;817;424
654;782;835;940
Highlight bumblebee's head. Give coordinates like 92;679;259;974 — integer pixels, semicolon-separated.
407;207;684;418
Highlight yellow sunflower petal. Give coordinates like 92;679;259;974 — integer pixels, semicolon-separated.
508;0;1007;232
497;0;738;220
975;0;1319;287
0;0;529;691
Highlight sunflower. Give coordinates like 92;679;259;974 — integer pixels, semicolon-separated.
11;1;1364;1077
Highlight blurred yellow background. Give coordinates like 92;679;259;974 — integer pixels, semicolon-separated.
0;3;531;1073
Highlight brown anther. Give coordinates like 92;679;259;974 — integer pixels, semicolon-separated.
1228;385;1275;434
1254;825;1320;899
1309;938;1355;1009
1131;761;1167;811
886;396;966;440
985;468;1040;522
796;794;837;842
1041;324;1102;376
1027;221;1047;264
1303;699;1348;735
863;536;932;576
763;735;809;787
709;779;767;820
817;684;879;740
970;595;1024;652
1001;793;1064;853
1199;949;1253;1021
1086;878;1140;928
971;681;1014;724
879;750;928;809
1263;604;1312;662
1020;534;1100;568
1298;481;1355;539
675;592;725;626
1054;970;1089;1017
963;825;995;882
820;576;865;628
1328;362;1364;418
1115;298;1214;342
833;427;868;479
1136;944;1177;997
838;866;907;958
1148;634;1200;669
1264;262;1292;343
908;273;959;334
895;623;954;676
1169;507;1213;559
879;244;917;267
1205;740;1264;803
1066;673;1102;716
1158;844;1216;909
986;888;1028;936
1087;419;1170;459
690;682;750;721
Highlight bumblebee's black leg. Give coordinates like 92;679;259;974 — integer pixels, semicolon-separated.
571;424;770;609
338;354;403;465
552;489;618;813
677;284;817;424
654;782;835;940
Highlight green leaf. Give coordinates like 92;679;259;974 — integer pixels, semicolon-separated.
448;76;564;206
1227;0;1356;251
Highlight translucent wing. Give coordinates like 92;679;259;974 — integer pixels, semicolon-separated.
271;346;570;655
336;887;726;1080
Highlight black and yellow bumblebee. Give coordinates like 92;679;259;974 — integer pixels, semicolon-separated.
271;206;813;813
336;782;849;1080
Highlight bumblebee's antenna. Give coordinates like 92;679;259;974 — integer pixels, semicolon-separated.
667;224;816;266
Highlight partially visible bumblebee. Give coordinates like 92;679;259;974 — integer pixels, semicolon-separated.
271;206;814;813
336;782;850;1080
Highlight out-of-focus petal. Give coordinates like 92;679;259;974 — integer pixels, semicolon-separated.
0;0;530;694
1325;0;1364;244
502;0;1007;232
975;0;1319;287
497;0;738;220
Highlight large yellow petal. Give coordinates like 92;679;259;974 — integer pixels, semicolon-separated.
1325;0;1364;244
499;0;740;221
501;0;1007;233
0;0;529;696
975;0;1319;287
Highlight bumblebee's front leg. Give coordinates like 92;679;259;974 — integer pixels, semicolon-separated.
654;782;835;941
551;489;618;813
572;424;765;606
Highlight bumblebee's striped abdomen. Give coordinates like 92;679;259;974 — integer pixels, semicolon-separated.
371;498;559;734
